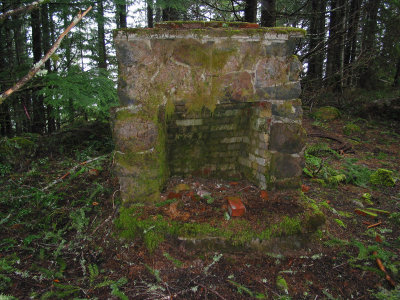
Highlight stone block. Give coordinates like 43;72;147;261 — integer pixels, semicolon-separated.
270;153;303;180
257;82;301;100
269;122;305;154
264;41;289;57
271;99;302;119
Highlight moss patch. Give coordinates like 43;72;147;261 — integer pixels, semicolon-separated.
369;168;396;187
312;106;341;121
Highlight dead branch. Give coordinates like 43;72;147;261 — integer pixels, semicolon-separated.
307;132;353;153
42;154;106;191
0;0;48;22
373;251;396;287
0;6;92;105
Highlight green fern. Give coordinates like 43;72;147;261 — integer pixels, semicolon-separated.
343;159;373;187
88;264;99;285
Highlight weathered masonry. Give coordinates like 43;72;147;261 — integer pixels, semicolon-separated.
112;22;306;204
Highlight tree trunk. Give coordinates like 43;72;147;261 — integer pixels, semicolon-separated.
344;0;361;86
359;0;381;89
325;0;345;93
147;0;153;28
162;3;179;21
261;0;275;27
97;0;107;69
307;0;326;88
31;8;46;134
42;3;55;133
244;0;257;23
393;57;400;87
115;0;127;28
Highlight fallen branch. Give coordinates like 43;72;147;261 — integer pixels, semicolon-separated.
373;251;396;287
42;155;106;191
0;6;92;104
0;0;49;22
367;221;382;229
307;132;353;153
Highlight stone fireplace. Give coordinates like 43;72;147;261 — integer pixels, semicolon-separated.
112;22;306;204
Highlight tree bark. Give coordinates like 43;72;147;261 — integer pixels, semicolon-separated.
325;0;345;93
147;0;153;28
115;0;127;28
359;0;381;89
261;0;275;27
344;0;361;86
307;0;326;88
31;7;46;134
97;0;107;69
394;57;400;87
244;0;257;23
42;3;55;133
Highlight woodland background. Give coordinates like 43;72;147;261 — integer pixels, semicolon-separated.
0;0;399;137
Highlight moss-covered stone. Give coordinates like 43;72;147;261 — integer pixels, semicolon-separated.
343;123;361;135
370;169;396;187
312;106;341;121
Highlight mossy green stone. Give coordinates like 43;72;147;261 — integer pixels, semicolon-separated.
370;168;396;187
343;123;361;135
312;106;341;121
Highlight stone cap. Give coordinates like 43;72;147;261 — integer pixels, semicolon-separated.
113;21;306;40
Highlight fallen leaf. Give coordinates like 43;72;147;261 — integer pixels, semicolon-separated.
260;190;268;201
181;212;190;221
88;169;99;176
167;192;181;200
375;235;382;243
301;184;310;193
168;201;180;219
175;183;190;193
355;209;378;218
53;279;60;283
92;202;99;206
229;182;239;186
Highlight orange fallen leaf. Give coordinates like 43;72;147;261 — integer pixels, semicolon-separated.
167;201;180;219
88;169;99;176
167;192;181;200
53;279;60;283
301;184;310;193
260;190;268;201
373;251;396;287
229;182;239;186
92;202;99;206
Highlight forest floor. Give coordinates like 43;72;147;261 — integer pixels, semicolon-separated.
0;110;399;299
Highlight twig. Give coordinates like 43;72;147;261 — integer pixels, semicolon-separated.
197;283;226;300
367;222;382;229
0;6;92;104
42;155;106;191
0;0;49;22
373;251;396;287
91;212;114;235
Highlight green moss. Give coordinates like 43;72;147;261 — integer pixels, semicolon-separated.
113;26;306;39
343;123;361;135
370;168;396;187
312;106;341;121
276;275;289;294
115;203;317;253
